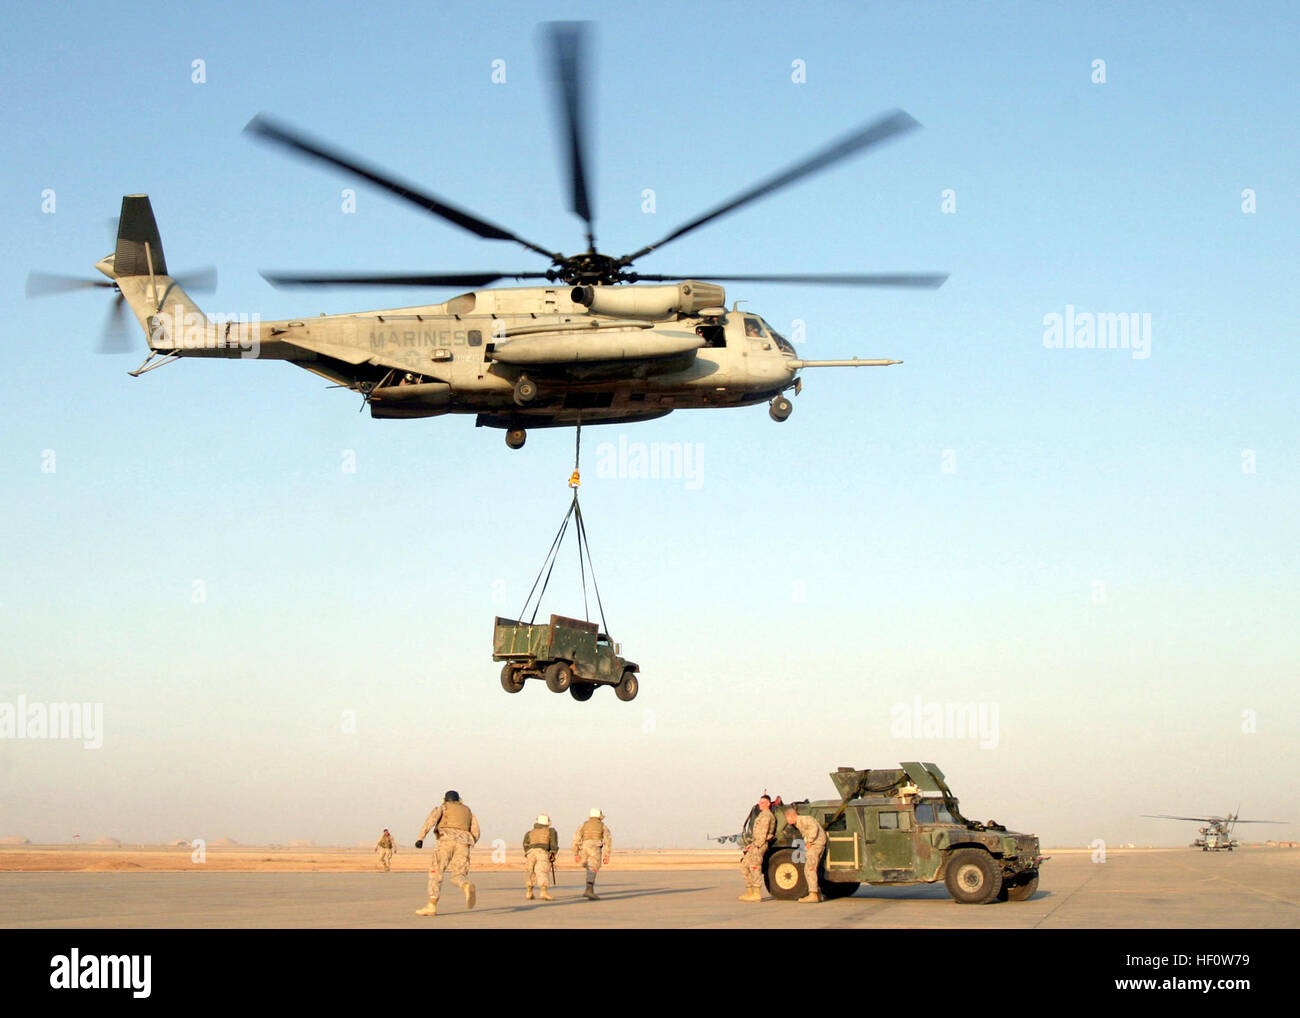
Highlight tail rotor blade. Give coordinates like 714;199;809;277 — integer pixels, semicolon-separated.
96;294;134;354
25;272;116;298
174;266;218;293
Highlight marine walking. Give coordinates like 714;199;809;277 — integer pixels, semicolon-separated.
523;813;559;901
573;808;612;900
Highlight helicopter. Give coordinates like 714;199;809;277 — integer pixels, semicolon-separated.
1143;811;1289;852
27;23;945;451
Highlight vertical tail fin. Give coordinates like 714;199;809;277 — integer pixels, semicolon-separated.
105;195;206;348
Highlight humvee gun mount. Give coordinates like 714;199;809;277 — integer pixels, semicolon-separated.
494;614;640;702
743;762;1045;904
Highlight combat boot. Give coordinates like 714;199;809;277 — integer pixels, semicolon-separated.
798;891;822;903
525;887;534;900
465;881;477;909
415;900;438;916
738;887;761;902
540;889;554;901
583;881;600;900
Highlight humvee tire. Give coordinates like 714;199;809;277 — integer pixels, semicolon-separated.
501;664;525;694
820;879;861;899
544;661;573;693
765;849;808;900
944;848;1002;904
569;682;595;702
1004;872;1039;902
614;669;639;702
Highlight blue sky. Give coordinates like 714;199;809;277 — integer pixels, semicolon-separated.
1;1;1296;850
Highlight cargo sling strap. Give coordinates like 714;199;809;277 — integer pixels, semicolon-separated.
518;419;610;637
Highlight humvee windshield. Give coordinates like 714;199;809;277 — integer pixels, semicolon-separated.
915;802;960;824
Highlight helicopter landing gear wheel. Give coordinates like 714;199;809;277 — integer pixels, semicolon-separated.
505;428;527;450
513;376;538;406
769;396;793;422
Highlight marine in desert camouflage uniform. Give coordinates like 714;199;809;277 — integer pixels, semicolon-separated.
785;807;828;903
523;813;559;901
572;808;612;900
375;828;395;871
739;796;775;902
413;791;480;917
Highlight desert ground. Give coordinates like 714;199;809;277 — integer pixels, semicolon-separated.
1;845;1296;928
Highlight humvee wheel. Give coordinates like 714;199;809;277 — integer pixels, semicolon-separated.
569;682;595;702
764;849;808;901
500;664;525;694
544;662;573;693
944;848;1002;904
1004;872;1039;902
614;669;639;702
820;879;860;899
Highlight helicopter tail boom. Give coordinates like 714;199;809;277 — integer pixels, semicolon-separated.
99;195;229;356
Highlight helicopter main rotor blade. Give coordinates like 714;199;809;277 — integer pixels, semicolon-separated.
620;109;922;265
260;270;552;289
244;114;561;263
96;293;134;354
628;271;947;288
25;272;117;298
1142;815;1220;823
546;20;596;251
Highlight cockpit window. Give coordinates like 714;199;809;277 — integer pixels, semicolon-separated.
764;321;796;355
743;316;766;338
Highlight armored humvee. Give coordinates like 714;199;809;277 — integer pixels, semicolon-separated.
743;762;1045;904
494;614;639;701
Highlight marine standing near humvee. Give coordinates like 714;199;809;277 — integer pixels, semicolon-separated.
413;791;480;917
785;807;827;903
740;796;775;902
375;829;395;872
523;814;559;901
573;808;612;900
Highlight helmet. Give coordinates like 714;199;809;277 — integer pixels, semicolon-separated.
444;790;460;803
589;807;603;818
537;814;550;825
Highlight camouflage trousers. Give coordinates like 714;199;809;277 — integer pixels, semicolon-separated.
378;849;393;871
741;845;766;890
427;837;471;902
803;841;826;894
577;840;605;883
524;847;552;890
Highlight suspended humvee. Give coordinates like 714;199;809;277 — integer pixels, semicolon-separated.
741;762;1045;904
494;614;639;701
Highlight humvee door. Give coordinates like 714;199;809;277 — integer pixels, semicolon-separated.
818;807;861;875
867;806;917;881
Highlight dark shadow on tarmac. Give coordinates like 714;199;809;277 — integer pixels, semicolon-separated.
467;884;710;917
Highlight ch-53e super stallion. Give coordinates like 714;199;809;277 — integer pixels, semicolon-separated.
1143;811;1289;852
28;23;945;450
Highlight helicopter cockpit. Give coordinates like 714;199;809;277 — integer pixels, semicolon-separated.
740;315;796;355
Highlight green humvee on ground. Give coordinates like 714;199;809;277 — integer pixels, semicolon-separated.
494;614;640;702
745;762;1045;904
